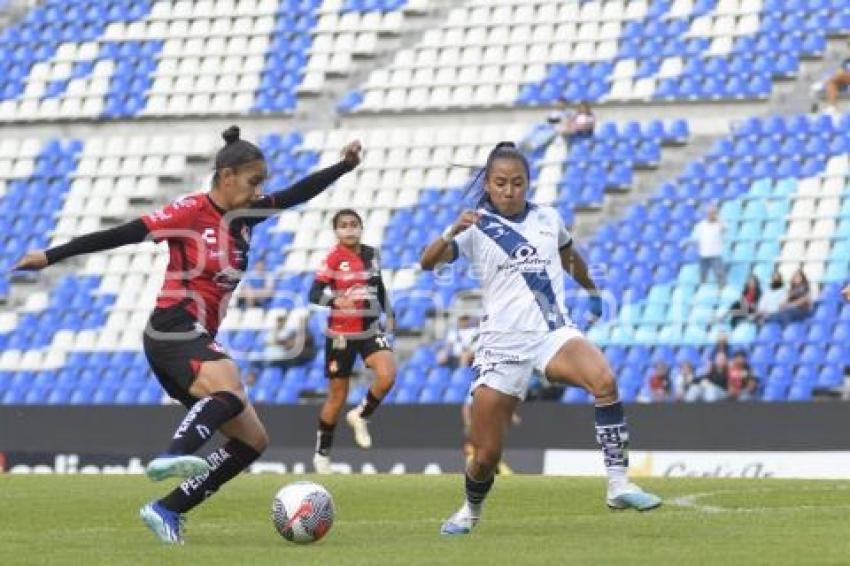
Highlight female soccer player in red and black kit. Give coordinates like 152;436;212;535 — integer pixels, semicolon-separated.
14;126;362;544
307;209;397;473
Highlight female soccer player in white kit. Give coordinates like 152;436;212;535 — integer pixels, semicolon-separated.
420;142;661;536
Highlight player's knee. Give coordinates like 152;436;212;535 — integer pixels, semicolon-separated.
588;367;618;400
378;368;396;386
226;382;249;405
473;446;502;472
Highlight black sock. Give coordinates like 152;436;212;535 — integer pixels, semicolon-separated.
465;473;494;506
166;391;244;455
315;418;336;456
594;401;629;483
359;389;381;418
160;438;261;514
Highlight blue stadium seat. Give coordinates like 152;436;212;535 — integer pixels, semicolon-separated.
817;366;843;389
561;387;591;404
442;385;468;403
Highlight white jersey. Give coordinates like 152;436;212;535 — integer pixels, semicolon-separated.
451;203;573;333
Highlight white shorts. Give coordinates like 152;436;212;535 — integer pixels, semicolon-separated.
470;325;585;400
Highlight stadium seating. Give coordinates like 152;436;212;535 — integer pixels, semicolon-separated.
3;111;850;404
1;0;850;407
349;0;850;112
0;0;428;120
2;0;848;119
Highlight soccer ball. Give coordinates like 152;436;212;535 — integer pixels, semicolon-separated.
271;481;335;543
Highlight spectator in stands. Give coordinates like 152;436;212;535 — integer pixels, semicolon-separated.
638;360;670;403
671;361;697;402
768;268;812;325
518;99;569;154
558;101;596;143
692;204;726;287
816;58;850;116
727;351;759;401
756;270;786;323
264;308;316;369
437;314;478;369
726;274;761;328
711;331;731;360
685;351;729;402
237;259;274;308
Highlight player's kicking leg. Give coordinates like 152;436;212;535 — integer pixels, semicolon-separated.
441;384;518;535
141;360;267;543
545;336;661;512
144;358;246;483
346;348;396;449
141;402;268;544
145;388;242;481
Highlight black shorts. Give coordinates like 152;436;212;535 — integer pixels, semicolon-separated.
143;308;230;409
325;333;392;378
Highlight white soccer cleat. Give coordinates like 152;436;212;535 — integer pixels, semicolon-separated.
606;481;662;512
440;505;480;536
140;501;185;545
346;407;372;449
313;452;332;475
145;454;210;482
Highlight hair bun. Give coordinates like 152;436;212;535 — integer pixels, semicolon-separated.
222;125;241;144
494;141;516;149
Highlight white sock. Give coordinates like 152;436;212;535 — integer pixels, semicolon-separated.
462;500;482;518
607;466;628;486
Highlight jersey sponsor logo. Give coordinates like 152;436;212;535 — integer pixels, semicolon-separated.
512;243;537;260
339;261;351;272
539;230;555;237
496;242;550;274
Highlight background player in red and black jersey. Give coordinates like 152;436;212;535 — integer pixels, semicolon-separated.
307;209;397;473
14;126;362;543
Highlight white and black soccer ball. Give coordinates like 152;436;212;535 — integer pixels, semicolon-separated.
271;481;335;543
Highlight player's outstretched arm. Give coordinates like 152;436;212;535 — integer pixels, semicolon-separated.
420;210;479;270
253;140;362;213
13;219;149;271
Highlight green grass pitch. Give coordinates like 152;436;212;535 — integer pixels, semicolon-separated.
1;475;849;565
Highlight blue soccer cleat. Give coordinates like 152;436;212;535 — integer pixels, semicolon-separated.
145;454;210;482
140;501;186;544
440;508;479;536
607;482;662;512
